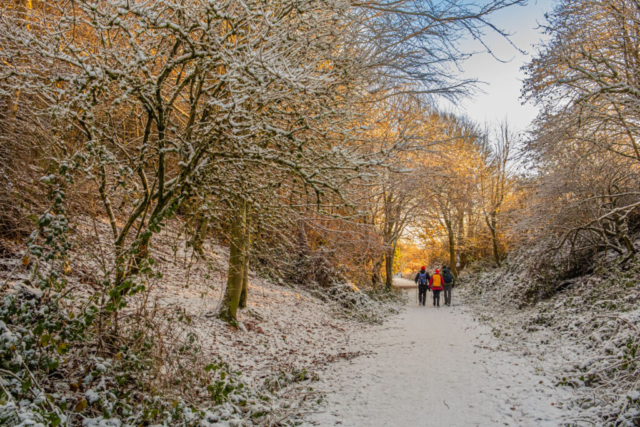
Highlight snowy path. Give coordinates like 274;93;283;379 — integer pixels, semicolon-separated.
304;279;575;426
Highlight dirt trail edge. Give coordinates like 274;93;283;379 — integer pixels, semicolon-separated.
304;278;575;427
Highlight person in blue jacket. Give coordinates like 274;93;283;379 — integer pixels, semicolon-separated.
414;266;430;306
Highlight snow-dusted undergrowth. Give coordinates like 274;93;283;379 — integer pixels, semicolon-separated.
0;218;395;427
460;258;640;426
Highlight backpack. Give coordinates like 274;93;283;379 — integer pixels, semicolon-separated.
444;271;454;284
417;271;428;285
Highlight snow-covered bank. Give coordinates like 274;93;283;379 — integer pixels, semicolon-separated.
0;219;398;427
461;263;640;426
304;284;574;426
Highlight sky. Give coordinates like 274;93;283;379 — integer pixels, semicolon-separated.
441;0;556;133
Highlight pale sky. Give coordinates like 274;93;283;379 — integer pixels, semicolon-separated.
441;0;555;133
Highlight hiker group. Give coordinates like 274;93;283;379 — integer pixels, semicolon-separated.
414;266;455;307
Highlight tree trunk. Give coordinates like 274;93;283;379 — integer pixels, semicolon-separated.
192;216;209;256
384;246;394;290
296;218;310;255
295;218;310;284
489;211;501;267
446;219;458;277
239;213;251;309
458;252;469;273
239;255;249;309
371;257;383;287
220;200;247;324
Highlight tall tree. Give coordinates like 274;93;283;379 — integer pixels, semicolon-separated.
417;114;483;276
479;120;517;266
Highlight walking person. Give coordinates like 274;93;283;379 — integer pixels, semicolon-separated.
442;265;455;306
429;269;444;307
414;266;430;306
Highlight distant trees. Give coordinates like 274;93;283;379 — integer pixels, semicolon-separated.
414;114;481;276
479;121;518;267
363;96;433;288
404;114;524;273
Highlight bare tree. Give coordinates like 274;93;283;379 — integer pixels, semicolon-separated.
416;114;482;277
525;0;640;164
522;0;640;269
479;120;518;266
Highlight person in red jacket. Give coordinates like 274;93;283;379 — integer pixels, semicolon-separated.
429;269;444;307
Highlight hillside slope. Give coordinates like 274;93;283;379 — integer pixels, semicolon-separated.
0;218;395;427
460;262;640;426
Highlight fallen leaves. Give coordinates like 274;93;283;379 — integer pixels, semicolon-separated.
75;399;87;412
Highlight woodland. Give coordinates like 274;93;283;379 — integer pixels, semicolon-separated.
2;0;640;426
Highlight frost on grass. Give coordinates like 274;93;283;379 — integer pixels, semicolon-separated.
460;256;640;426
324;283;402;324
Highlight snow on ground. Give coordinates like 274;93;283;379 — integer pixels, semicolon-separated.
304;279;576;426
460;265;640;426
69;217;363;381
3;217;598;426
139;227;370;385
2;217;386;425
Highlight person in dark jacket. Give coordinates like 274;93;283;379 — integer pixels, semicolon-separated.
442;265;455;306
414;266;430;306
430;269;444;307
